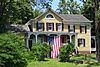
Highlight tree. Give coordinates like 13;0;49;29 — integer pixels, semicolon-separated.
0;0;53;24
57;0;82;14
81;0;95;35
0;0;33;24
57;0;67;14
32;0;53;9
94;0;100;62
0;0;53;32
81;0;100;62
0;33;27;67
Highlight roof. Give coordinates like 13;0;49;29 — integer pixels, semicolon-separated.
35;8;64;20
25;19;35;25
25;8;92;25
59;14;92;23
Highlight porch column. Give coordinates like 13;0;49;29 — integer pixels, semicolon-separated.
74;35;76;49
69;35;72;43
25;32;30;50
35;35;38;42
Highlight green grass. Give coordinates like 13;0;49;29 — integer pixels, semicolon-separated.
27;59;87;67
27;54;100;67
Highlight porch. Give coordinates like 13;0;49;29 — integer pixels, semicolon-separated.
25;32;78;50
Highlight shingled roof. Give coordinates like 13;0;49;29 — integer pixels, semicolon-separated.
59;14;92;22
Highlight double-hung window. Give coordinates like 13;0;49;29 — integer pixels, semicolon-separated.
80;25;87;33
68;25;75;33
38;23;44;31
78;39;85;47
56;23;63;31
47;23;54;31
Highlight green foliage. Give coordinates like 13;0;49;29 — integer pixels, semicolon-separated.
29;42;50;61
32;0;53;9
59;43;74;62
98;2;100;20
81;0;95;21
81;0;100;35
57;0;82;14
0;0;53;24
0;33;27;67
0;0;41;24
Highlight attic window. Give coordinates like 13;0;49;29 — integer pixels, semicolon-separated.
46;14;54;18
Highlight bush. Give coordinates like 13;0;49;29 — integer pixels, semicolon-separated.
58;43;74;62
30;42;50;61
0;33;27;67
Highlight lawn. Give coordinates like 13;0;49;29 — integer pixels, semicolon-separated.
27;59;86;67
27;54;100;67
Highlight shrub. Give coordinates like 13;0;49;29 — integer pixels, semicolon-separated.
0;41;27;67
30;42;50;61
0;33;27;67
58;43;74;62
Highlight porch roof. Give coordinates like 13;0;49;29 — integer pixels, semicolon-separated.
28;32;78;36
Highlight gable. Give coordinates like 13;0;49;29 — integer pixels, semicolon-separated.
36;9;63;23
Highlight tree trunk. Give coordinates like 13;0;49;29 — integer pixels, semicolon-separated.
95;0;100;62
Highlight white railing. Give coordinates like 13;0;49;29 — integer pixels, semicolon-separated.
91;48;96;51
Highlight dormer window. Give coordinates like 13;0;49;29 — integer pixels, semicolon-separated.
46;14;54;18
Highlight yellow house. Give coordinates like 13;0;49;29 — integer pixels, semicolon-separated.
25;8;94;54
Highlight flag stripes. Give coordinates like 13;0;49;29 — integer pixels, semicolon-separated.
51;35;62;58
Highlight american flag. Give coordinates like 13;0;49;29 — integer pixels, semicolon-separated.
51;36;62;58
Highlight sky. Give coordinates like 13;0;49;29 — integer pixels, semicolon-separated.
51;0;83;10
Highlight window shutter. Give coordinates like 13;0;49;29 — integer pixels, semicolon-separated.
56;23;58;31
85;26;87;33
53;23;54;31
62;23;64;31
84;39;85;47
46;23;48;31
36;22;38;31
74;25;75;32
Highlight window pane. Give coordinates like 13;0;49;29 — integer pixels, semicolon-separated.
57;23;62;31
68;25;75;32
80;25;86;33
46;14;54;18
48;23;54;31
38;23;44;31
78;39;85;47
